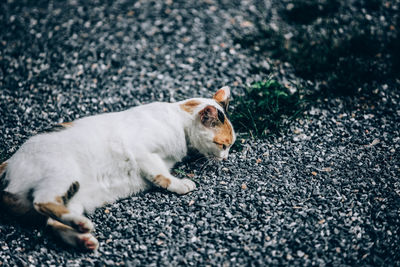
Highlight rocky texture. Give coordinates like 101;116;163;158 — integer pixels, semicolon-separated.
1;0;399;266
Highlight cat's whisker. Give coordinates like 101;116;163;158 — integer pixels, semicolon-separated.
199;159;212;175
191;155;209;166
199;156;219;175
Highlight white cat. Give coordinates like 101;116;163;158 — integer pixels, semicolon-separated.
0;86;235;251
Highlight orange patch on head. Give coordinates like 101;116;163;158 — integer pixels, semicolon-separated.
213;120;234;146
154;174;171;189
0;162;7;175
34;202;69;218
180;100;201;114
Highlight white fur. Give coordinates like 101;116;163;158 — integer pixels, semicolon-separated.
4;98;234;213
2;92;235;250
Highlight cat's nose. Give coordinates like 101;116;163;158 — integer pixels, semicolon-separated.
222;157;228;161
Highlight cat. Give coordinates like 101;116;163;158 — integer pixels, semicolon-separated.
0;86;235;251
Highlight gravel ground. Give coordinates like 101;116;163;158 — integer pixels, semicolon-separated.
1;0;399;266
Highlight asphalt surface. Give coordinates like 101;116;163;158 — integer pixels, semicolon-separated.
1;0;399;266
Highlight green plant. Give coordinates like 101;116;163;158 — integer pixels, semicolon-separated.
230;78;305;138
173;168;186;176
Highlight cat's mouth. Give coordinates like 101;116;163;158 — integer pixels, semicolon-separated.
213;157;223;162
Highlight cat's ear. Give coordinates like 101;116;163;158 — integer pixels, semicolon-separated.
213;86;230;112
199;105;219;127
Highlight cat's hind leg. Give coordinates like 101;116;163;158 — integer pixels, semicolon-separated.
46;218;99;251
33;181;94;233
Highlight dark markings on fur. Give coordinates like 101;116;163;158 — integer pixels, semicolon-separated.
1;191;32;215
0;162;8;192
61;181;80;204
0;173;9;192
214;97;229;114
0;163;27;216
199;105;219;127
27;188;35;202
217;109;225;123
38;122;72;134
38;124;66;134
215;101;226;112
0;191;18;207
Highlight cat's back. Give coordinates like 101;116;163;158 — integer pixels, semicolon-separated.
5;100;186;170
2;111;124;189
11;111;122;158
7;102;178;178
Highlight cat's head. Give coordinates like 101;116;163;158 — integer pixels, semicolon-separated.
181;86;236;160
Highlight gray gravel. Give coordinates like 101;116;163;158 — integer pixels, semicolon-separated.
1;0;399;266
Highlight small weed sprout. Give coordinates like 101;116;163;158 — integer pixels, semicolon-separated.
173;168;186;177
231;78;305;138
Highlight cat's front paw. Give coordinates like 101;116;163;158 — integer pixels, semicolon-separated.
169;178;196;195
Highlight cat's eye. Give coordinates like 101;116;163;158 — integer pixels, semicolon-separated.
214;141;227;150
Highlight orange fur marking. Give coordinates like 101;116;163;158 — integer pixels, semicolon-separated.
180;100;201;114
213;120;233;146
60;122;73;127
0;162;7;175
55;196;63;204
213;90;226;102
47;219;73;231
34;202;69;218
154;174;171;189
